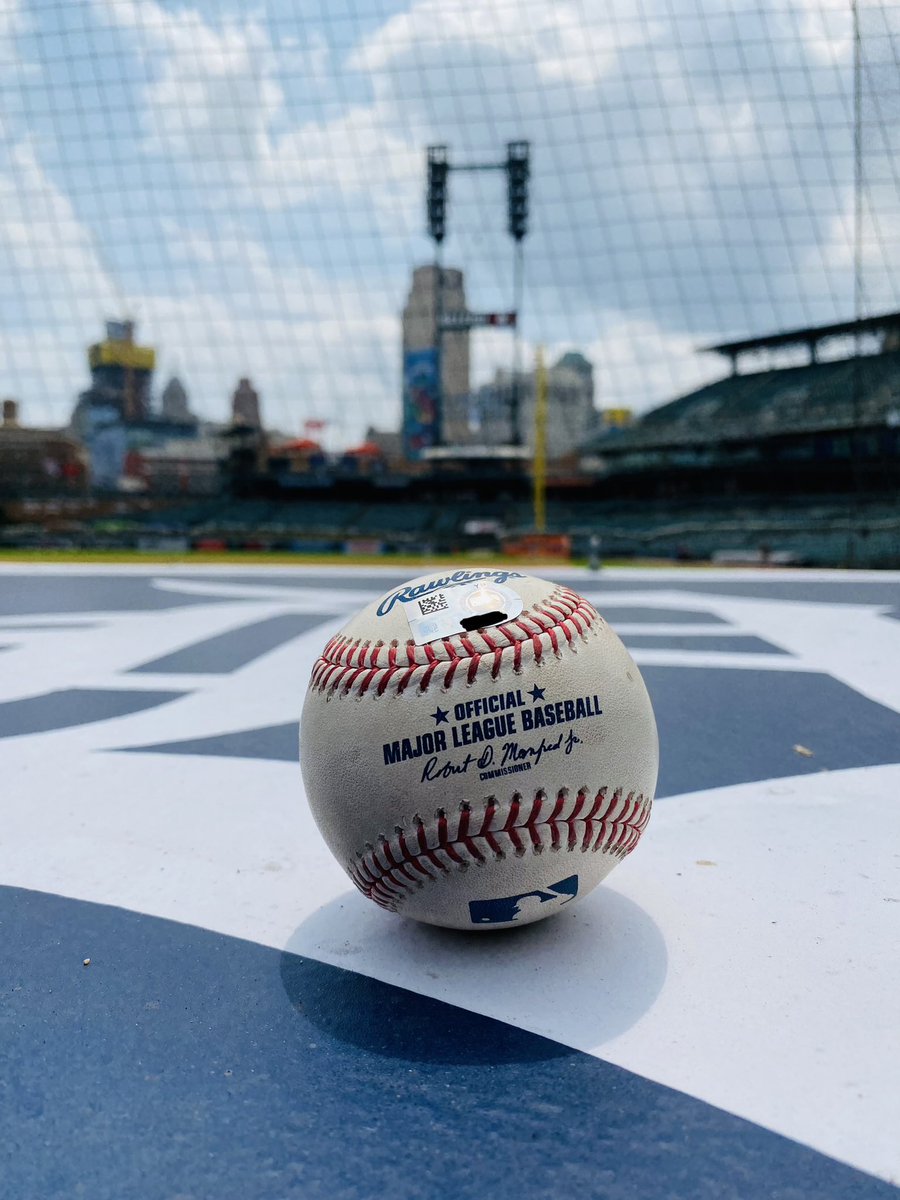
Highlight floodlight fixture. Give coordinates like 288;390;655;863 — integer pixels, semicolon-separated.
506;141;530;243
427;145;449;245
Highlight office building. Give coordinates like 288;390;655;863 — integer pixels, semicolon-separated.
401;265;470;455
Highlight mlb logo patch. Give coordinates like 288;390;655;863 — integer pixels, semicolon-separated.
468;875;579;924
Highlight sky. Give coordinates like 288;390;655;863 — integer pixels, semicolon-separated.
0;0;898;445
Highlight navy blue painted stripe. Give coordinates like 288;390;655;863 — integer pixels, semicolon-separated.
0;886;893;1200
643;667;900;796
591;606;728;626
0;577;242;616
129;613;330;674
122;721;299;761
622;634;787;654
0;688;186;739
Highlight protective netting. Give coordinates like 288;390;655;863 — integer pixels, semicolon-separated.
0;0;898;443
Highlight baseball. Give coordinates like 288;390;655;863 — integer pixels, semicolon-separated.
300;569;658;930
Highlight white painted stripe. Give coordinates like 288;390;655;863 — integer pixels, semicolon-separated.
609;624;742;636
628;650;809;670
151;577;371;609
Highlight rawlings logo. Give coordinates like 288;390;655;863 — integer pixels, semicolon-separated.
376;570;526;617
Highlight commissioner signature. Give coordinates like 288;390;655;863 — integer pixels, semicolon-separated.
420;730;582;782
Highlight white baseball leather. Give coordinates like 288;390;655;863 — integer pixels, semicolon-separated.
300;570;658;929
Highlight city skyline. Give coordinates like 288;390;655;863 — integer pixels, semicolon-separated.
1;0;897;446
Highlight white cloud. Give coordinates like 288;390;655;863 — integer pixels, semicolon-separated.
277;28;330;83
264;104;420;206
584;315;723;412
0;0;22;43
0;132;132;424
0;136;122;319
0;2;37;112
348;0;655;88
787;0;854;65
811;192;900;319
93;0;421;224
93;0;283;164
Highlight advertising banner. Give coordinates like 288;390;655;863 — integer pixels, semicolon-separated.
402;348;440;460
84;404;127;489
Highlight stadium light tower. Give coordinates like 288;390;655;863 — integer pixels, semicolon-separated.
506;141;530;446
425;145;449;446
422;140;531;447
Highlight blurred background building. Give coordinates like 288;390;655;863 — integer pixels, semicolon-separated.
401;265;470;456
231;378;263;430
81;320;154;424
0;399;87;497
160;377;194;425
470;351;597;457
69;320;203;490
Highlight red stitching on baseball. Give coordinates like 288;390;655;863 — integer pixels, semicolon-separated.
348;789;651;911
310;588;598;699
397;665;417;694
376;670;392;697
419;660;439;691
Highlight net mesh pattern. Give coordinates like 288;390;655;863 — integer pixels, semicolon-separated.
0;0;898;442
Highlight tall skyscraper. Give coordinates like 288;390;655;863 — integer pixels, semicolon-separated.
401;265;470;455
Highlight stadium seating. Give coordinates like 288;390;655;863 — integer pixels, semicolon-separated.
593;352;900;453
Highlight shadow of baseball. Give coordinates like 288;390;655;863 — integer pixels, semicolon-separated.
280;884;666;1064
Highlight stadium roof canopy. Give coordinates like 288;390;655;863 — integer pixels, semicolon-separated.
705;311;900;363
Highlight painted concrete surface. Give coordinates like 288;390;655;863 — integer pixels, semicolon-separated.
0;564;898;1197
4;886;895;1200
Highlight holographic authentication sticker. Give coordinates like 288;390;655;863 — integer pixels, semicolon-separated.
405;580;525;645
